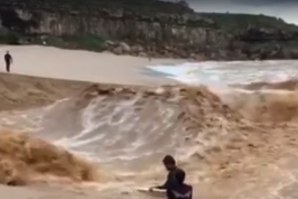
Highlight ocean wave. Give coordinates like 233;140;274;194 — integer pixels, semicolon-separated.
0;130;99;186
3;81;298;175
236;80;298;91
148;60;298;87
2;62;298;198
31;85;242;172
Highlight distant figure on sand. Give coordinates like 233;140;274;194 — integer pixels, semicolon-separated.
150;155;193;199
4;51;13;73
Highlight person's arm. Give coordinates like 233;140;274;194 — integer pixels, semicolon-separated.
150;181;167;191
154;183;167;190
151;173;172;190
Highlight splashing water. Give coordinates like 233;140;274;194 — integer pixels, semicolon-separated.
1;60;298;198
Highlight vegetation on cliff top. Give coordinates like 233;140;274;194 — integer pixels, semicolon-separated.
200;13;298;33
0;0;298;59
2;0;297;32
0;0;193;14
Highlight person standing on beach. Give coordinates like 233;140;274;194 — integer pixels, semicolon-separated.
4;51;13;73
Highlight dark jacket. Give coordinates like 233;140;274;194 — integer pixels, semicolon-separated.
155;167;184;190
168;184;193;199
155;167;192;199
5;54;12;63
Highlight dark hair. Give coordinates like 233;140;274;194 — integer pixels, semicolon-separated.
163;155;176;165
175;169;186;184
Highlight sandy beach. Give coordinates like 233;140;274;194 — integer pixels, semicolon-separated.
0;45;185;86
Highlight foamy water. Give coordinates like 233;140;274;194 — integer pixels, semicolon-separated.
148;60;298;87
1;60;298;199
1;60;298;175
0;93;190;172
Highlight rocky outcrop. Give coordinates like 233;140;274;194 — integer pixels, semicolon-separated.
229;27;298;60
0;0;298;60
0;2;226;58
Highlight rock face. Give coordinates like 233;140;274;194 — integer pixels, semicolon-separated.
0;0;298;60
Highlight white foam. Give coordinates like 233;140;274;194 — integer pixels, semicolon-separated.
147;62;229;90
147;60;298;87
8;59;298;171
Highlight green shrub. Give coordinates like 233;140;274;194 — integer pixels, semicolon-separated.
0;32;20;45
62;35;106;51
38;34;106;51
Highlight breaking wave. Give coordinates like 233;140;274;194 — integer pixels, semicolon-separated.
147;60;298;86
237;80;298;91
0;130;98;186
1;60;298;198
24;85;243;172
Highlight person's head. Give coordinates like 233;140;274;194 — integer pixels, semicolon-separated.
162;155;176;171
175;169;186;185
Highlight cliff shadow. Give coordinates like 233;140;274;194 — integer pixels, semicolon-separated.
0;8;39;33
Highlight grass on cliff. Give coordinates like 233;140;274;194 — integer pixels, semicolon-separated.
40;35;106;51
5;0;193;15
0;31;106;51
200;13;298;33
0;32;21;45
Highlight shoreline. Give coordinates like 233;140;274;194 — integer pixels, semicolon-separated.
0;45;185;86
4;44;298;63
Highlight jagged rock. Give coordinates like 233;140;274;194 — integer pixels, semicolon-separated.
138;52;147;57
119;42;131;52
113;46;123;55
104;40;115;47
131;45;144;54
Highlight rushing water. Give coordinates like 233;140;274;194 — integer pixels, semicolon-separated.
1;60;298;169
2;60;298;199
148;60;298;86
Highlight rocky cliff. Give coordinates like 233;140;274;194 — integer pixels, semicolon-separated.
0;0;298;60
